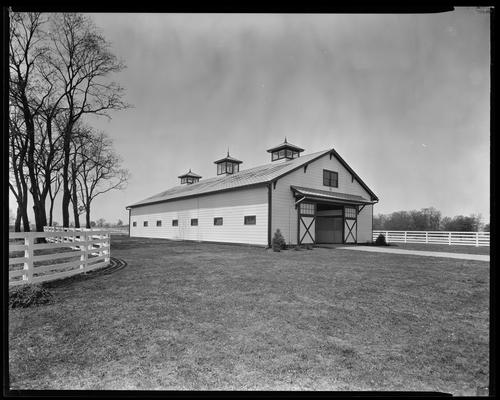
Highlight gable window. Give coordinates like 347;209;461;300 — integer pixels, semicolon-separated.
156;220;162;227
132;221;137;227
172;219;178;226
214;217;223;226
244;215;256;225
191;218;198;226
143;221;148;227
323;169;338;188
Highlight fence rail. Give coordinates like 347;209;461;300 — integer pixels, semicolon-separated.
8;227;111;287
373;230;489;247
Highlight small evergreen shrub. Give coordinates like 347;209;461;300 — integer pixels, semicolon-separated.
9;284;54;309
272;229;286;252
375;234;388;246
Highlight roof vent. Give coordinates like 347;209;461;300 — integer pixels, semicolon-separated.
178;169;202;184
267;137;304;161
214;149;243;175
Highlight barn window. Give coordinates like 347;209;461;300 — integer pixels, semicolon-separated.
300;202;315;215
345;207;357;219
244;215;256;225
191;218;198;226
132;221;137;227
323;169;338;188
143;221;148;227
214;217;223;226
172;219;178;226
156;220;162;227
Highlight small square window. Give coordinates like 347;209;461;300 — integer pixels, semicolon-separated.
132;221;137;227
172;219;178;226
300;202;315;215
345;207;357;219
156;220;162;227
214;217;223;226
143;221;148;227
191;218;198;226
244;215;256;225
278;149;285;158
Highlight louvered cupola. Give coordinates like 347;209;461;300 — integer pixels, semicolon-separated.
267;137;304;161
214;150;243;175
178;169;202;184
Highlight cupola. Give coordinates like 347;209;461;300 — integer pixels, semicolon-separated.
178;169;202;184
214;150;242;175
267;137;304;161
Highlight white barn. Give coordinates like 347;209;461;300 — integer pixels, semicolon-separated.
127;140;379;247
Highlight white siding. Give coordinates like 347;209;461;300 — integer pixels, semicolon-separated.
357;204;373;243
130;186;268;246
271;153;375;245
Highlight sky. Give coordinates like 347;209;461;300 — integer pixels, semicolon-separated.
10;9;491;224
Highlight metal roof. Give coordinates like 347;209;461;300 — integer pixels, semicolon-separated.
128;148;378;208
291;186;375;205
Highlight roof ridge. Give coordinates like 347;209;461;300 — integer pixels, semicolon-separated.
128;149;332;207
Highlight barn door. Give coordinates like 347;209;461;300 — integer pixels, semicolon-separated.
343;206;357;243
298;202;315;245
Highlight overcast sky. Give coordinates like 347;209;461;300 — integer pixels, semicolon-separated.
13;9;490;224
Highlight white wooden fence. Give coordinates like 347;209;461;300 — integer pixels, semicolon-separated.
373;230;490;247
8;227;111;287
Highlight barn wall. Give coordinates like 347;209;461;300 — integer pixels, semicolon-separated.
357;204;373;243
271;153;375;245
130;186;268;245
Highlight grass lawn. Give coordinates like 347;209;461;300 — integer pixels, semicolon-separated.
9;237;489;393
383;243;490;255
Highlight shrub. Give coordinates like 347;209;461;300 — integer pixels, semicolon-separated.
9;285;54;309
272;229;286;252
375;233;388;246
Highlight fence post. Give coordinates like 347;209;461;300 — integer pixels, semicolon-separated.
105;232;110;263
23;235;33;283
425;232;428;244
448;232;451;245
80;231;88;271
404;231;407;243
386;231;389;243
475;232;479;247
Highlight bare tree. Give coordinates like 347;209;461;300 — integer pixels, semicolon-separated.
75;130;129;228
9;12;49;231
44;13;128;227
8;107;31;232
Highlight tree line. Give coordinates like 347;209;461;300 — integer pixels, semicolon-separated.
9;12;130;232
373;207;489;232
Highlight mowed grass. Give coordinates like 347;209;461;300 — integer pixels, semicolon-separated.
9;237;489;393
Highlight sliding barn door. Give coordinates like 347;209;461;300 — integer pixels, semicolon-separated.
343;206;357;243
298;202;315;245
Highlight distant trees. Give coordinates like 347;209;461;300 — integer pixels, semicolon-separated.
374;208;487;232
8;11;129;232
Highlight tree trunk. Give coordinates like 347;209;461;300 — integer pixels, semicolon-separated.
15;206;21;232
71;164;80;228
21;190;30;232
49;195;55;226
85;204;91;229
62;124;72;227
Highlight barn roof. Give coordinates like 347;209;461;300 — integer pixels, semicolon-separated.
128;148;378;208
